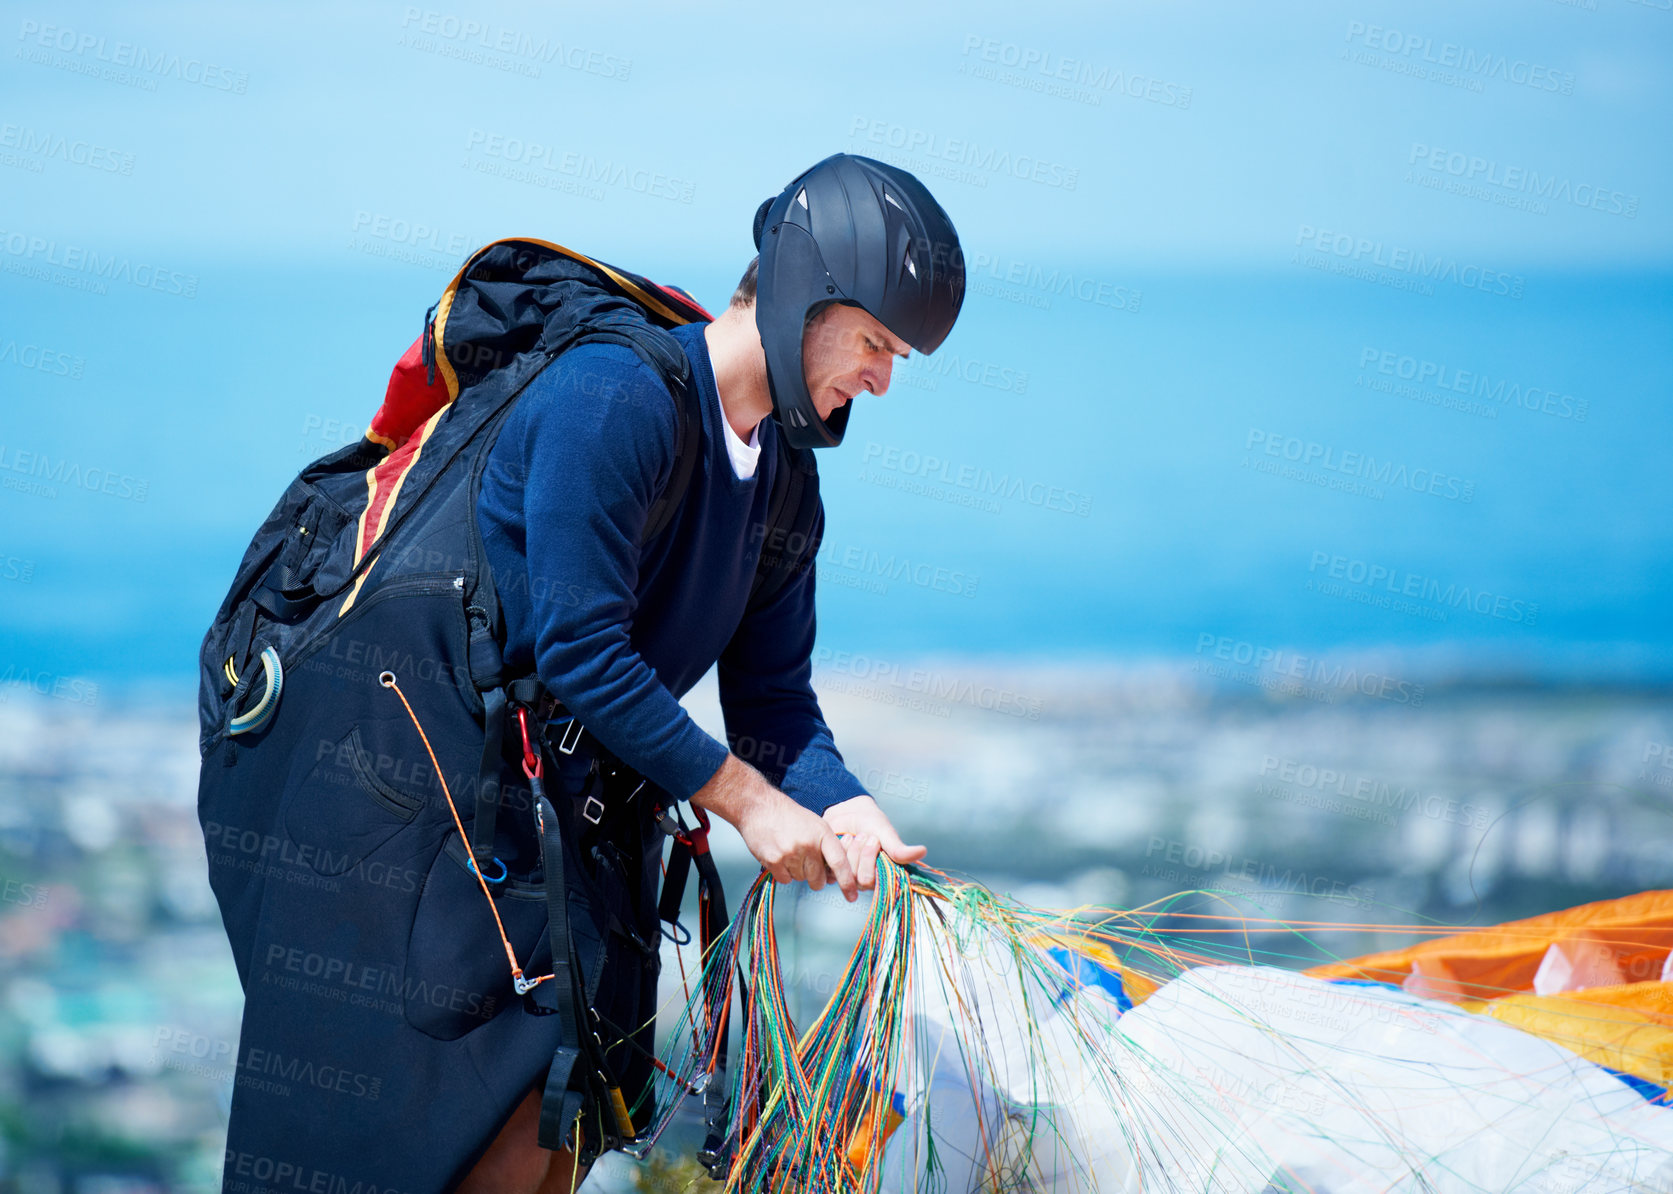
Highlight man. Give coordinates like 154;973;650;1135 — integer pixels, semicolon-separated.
463;153;966;1191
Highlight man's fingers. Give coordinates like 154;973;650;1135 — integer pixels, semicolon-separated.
841;834;864;889
801;852;827;891
821;831;858;901
876;823;928;864
841;837;859;883
856;833;881;891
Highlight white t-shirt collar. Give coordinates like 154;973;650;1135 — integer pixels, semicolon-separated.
722;414;762;480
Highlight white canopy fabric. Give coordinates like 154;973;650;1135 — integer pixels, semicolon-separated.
878;926;1673;1193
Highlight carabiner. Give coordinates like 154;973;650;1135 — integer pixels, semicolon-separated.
515;705;542;780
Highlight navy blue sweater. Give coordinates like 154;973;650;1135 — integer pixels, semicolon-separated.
474;320;867;814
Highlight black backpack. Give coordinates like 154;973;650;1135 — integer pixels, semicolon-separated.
198;238;818;755
194;239;813;1185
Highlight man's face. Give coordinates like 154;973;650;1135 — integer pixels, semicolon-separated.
799;303;911;422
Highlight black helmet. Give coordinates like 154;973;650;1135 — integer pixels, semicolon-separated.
752;153;966;449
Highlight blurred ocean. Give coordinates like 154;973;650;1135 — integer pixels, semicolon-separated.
1;263;1669;685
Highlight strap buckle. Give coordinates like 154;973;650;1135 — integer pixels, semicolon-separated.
516;706;542;779
657;802;713;854
583;795;605;825
677;805;712;855
556;717;584;756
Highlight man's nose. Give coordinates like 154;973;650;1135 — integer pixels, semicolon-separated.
864;358;893;396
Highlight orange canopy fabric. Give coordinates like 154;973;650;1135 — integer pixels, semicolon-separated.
1306;889;1673;1001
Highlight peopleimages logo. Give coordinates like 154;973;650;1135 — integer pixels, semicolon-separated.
1407;143;1638;218
0;554;36;584
1306;550;1539;627
0;667;99;706
1245;429;1475;503
1357;346;1587;422
860;441;1093;517
0;230;198;298
262;943;495;1022
0;339;84;379
350;211;480;260
811;648;1045;720
0;123;135;174
1258;757;1491;830
396;8;631;81
1294;224;1524;300
15;19;250;93
965;250;1141;314
0;444;149;501
898;349;1029;395
849;117;1079;190
957;35;1193;109
221;1150;411;1194
1193;633;1425;706
748;525;981;599
463;130;695;203
1342;22;1576;95
1141;836;1376;907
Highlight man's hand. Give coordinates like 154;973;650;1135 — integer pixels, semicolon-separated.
692;754;858;901
821;795;927;891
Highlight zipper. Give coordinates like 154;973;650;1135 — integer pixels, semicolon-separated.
288;573;468;672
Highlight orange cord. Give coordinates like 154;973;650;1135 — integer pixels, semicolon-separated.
379;671;552;992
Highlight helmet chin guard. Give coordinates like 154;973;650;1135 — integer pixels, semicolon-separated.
752;154;966;449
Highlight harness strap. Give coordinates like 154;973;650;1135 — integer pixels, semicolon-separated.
471;686;505;869
467;612;508;870
689;827;733;1175
658;838;693;926
532;779;591;1153
748;441;819;610
654;806;735;1176
251;580;318;622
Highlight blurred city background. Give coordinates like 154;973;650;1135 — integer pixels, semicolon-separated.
2;0;1670;1189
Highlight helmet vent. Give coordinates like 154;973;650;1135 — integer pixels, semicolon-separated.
883;187;905;211
795;187;808;210
903;248;918;279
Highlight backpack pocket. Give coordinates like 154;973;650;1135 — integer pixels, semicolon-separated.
204;482;362;746
272;488;356;602
282;721;429;876
402;836;551;1040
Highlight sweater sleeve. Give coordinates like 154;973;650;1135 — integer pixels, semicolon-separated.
508;347;731;801
716;499;869;816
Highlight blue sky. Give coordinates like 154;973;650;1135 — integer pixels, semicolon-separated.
6;0;1669;267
